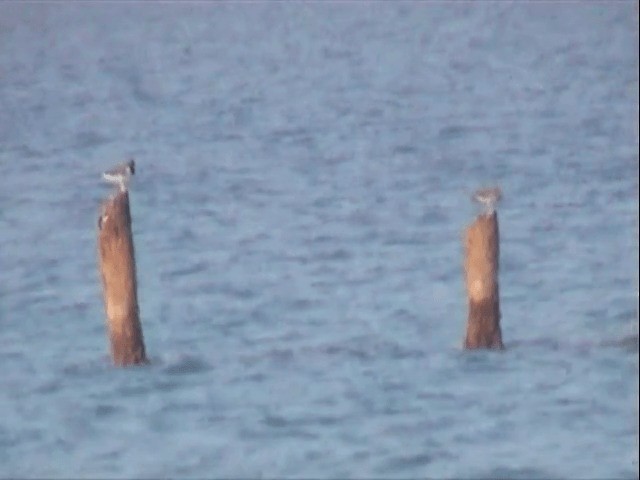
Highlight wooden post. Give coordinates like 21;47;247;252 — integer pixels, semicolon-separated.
97;191;147;366
463;211;504;349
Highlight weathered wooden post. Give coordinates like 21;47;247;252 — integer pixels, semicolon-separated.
463;187;504;349
97;189;147;366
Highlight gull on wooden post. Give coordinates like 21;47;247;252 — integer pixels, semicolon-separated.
97;157;146;366
102;159;135;192
462;185;504;349
471;186;502;214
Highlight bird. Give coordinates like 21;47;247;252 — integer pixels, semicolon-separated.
102;159;135;192
472;186;502;214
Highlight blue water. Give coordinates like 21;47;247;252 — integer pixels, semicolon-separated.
1;2;638;478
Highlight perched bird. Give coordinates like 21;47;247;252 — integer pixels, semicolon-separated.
102;159;135;192
472;186;502;214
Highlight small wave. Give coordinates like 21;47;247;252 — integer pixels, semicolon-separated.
162;354;211;376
